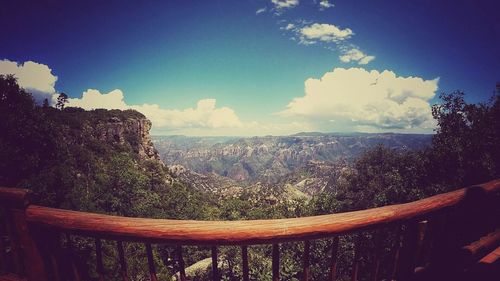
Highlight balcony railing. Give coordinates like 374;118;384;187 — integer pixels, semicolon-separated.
1;179;499;281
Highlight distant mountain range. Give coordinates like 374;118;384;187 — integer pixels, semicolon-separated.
152;133;432;194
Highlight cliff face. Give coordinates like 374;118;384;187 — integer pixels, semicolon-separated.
60;109;162;164
92;116;161;162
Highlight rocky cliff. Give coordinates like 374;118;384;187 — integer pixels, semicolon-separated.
61;108;162;163
92;116;161;162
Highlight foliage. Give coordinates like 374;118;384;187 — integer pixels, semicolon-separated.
56;92;68;109
430;88;500;186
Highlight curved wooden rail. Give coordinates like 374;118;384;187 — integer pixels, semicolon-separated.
2;179;499;281
24;179;500;245
0;187;31;207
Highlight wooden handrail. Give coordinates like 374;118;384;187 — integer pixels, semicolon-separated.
21;179;500;245
0;187;31;208
1;179;499;281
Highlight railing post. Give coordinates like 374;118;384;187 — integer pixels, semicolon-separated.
390;227;403;281
0;187;49;281
329;236;339;281
395;223;419;280
2;205;23;275
351;236;360;281
176;245;187;281
145;243;158;281
117;241;129;281
241;245;249;281
95;238;105;281
0;216;7;272
272;244;280;281
303;240;310;281
370;232;383;281
66;234;82;281
211;245;220;281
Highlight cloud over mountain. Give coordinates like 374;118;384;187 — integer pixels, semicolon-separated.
0;59;58;104
67;89;242;130
280;67;439;130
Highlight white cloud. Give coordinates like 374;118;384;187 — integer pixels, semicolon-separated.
339;48;375;65
319;0;334;10
282;21;376;67
134;99;242;129
280;67;439;131
67;89;128;110
299;23;353;43
0;59;58;104
280;23;296;31
67;89;242;130
271;0;299;9
256;7;267;15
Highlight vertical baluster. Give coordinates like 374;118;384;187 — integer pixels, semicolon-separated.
66;234;81;281
211;246;220;281
329;236;339;281
303;240;310;281
1;189;49;281
45;231;62;281
370;232;382;281
0;219;7;272
95;238;105;281
426;214;452;279
272;244;280;281
176;245;186;281
2;207;23;275
241;245;249;281
351;237;360;281
415;220;428;266
390;228;403;281
145;243;158;281
0;208;7;272
117;241;129;281
396;223;419;280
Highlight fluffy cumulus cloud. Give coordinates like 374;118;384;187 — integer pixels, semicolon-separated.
339;48;375;65
319;0;334;10
280;68;439;131
67;89;242;130
271;0;299;9
299;23;353;44
67;89;128;110
0;59;58;104
132;99;242;129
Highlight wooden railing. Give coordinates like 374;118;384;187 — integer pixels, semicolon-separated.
1;179;499;281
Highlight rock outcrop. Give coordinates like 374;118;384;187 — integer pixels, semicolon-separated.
93;116;161;162
62;109;162;164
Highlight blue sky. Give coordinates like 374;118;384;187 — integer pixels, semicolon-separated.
1;0;499;135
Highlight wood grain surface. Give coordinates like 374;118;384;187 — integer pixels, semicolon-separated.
21;179;500;245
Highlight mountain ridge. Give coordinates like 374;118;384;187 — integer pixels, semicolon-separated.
153;133;432;194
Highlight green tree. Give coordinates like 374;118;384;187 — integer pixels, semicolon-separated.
0;75;59;186
431;88;500;187
56;92;68;109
